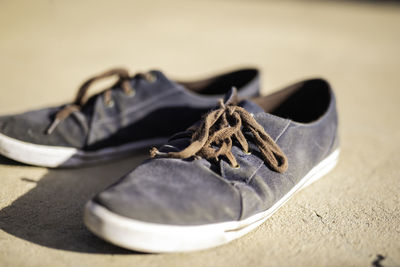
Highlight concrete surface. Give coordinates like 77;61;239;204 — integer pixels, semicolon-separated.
0;0;399;266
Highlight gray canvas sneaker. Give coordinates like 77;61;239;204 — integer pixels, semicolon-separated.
0;67;259;167
84;78;340;253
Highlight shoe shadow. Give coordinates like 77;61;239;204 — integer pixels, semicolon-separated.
0;154;23;166
0;153;149;254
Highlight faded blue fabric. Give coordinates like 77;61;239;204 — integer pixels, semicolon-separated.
94;79;339;225
0;69;260;151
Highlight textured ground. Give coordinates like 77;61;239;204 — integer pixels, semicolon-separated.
0;0;399;266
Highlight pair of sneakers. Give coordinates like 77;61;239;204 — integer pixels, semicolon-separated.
0;67;339;253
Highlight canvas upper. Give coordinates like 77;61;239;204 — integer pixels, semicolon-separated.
93;78;339;226
0;68;259;151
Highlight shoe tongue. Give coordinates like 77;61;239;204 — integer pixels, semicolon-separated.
149;70;182;89
238;99;265;115
157;96;266;154
222;86;264;115
223;87;239;105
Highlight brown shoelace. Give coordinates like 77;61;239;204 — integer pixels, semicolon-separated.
46;68;155;134
150;94;288;173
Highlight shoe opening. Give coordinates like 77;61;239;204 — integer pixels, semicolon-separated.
253;79;331;123
176;69;258;95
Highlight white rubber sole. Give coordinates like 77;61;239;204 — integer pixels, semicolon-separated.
84;149;340;253
0;132;167;168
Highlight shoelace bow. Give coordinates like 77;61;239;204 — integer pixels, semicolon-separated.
150;95;288;173
46;68;155;134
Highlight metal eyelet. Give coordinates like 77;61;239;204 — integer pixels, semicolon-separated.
106;99;115;108
125;88;136;98
146;73;157;83
232;164;240;169
244;151;252;155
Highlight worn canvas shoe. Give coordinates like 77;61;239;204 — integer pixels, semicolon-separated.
0;67;259;167
84;78;339;253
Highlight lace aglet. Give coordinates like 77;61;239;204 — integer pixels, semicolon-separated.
150;147;169;158
46;119;60;135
